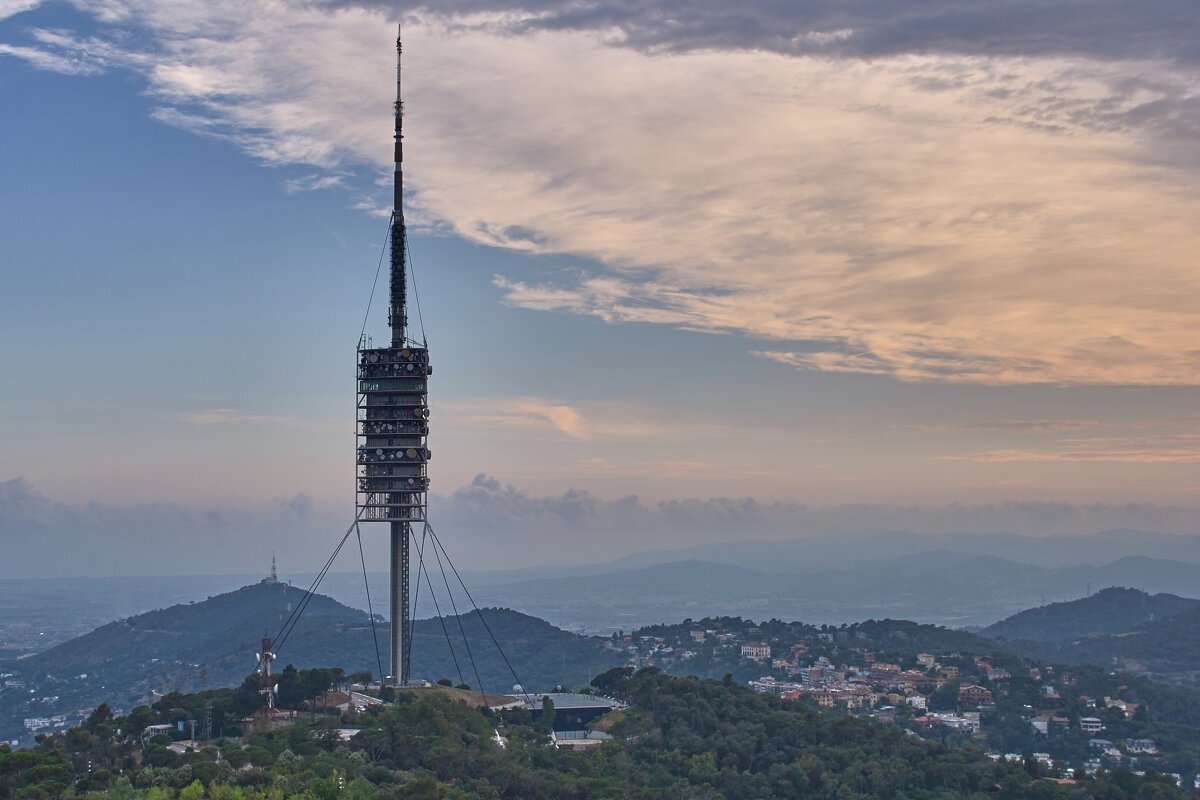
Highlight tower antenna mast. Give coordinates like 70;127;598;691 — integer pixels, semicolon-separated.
355;25;431;686
389;28;408;348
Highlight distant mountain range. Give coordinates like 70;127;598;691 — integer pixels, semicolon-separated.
464;549;1200;631
466;528;1200;581
7;528;1199;650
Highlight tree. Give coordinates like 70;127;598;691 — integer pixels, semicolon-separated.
928;681;961;712
591;667;633;696
180;778;205;800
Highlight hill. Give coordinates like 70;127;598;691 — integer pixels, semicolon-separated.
1035;604;1200;688
0;580;623;740
980;586;1200;643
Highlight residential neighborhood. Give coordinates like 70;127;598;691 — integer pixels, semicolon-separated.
608;616;1196;784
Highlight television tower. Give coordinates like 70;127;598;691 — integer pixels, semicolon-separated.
356;29;430;686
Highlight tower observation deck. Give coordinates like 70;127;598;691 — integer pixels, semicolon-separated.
356;30;428;686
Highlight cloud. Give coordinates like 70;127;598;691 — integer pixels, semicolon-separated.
3;3;1199;385
453;397;590;439
944;434;1200;463
0;0;44;22
0;42;104;74
182;408;303;425
936;419;1111;434
4;475;1200;575
307;0;1200;67
434;473;1200;567
522;458;725;479
274;492;315;516
0;477;346;577
441;396;671;440
283;173;346;194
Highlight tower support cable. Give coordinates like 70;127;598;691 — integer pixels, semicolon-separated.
415;549;466;688
428;525;488;703
273;515;359;656
355;520;386;686
425;524;531;704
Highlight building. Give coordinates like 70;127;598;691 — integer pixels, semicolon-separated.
524;693;624;733
869;663;900;682
741;642;771;661
1080;717;1104;734
751;677;802;695
957;684;993;707
1105;698;1140;719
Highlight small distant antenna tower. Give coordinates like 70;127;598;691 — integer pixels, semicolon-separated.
356;27;430;687
263;552;280;585
256;636;278;708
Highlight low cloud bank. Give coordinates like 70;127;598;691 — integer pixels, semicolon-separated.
4;473;1196;577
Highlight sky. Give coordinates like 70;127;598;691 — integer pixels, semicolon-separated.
1;0;1198;577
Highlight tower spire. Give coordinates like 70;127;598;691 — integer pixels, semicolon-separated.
388;26;408;347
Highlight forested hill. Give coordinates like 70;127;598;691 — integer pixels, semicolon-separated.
1030;604;1200;688
0;581;623;740
13;581;357;678
5;668;1190;800
980;587;1200;643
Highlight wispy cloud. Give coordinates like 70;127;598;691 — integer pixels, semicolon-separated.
183;408;303;426
3;3;1198;385
943;434;1200;463
450;398;590;439
441;397;668;440
937;419;1112;434
0;0;42;21
284;173;346;194
523;458;724;479
0;42;103;74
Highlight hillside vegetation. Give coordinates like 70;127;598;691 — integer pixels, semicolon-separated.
0;582;622;741
4;668;1191;800
981;588;1200;643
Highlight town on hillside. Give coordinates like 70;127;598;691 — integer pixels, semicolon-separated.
611;617;1198;787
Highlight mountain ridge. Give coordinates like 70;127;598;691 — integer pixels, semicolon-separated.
980;586;1200;643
